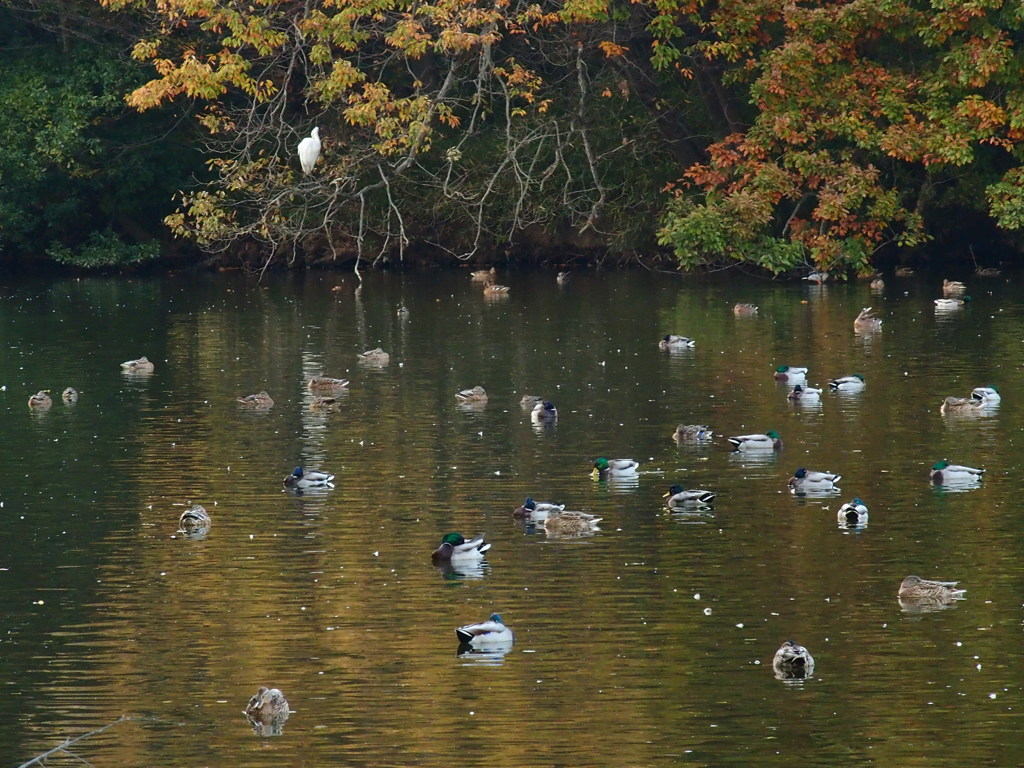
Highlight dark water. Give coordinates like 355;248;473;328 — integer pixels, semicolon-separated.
2;269;1023;766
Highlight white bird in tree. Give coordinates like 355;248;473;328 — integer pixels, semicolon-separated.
298;127;321;174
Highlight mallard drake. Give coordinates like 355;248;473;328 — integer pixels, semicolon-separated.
178;504;211;533
310;396;339;411
870;278;885;291
803;271;829;283
358;347;390;366
664;485;715;507
673;424;713;441
28;390;52;410
971;386;1000;404
787;385;822;401
541;510;603;534
283;467;335;488
308;375;349;392
733;303;758;316
237;391;274;409
898;575;965;602
556;271;571;285
61;387;78;404
727;430;782;451
519;394;543;408
591;458;639;479
482;280;511;295
244;686;290;725
772;640;815;679
455;385;488;403
456;613;514;648
773;366;807;382
942;279;967;296
929;460;983;485
853;307;882;332
121;356;155;373
940;396;984;416
531;401;557;423
975;266;1001;277
470;267;496;281
837;498;868;525
828;374;865;391
788;468;841;493
934;296;970;310
513;497;565;520
659;334;695;350
432;533;491;562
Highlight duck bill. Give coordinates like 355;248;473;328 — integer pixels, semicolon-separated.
590;468;601;480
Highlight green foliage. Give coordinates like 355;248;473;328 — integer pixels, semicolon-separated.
47;230;161;268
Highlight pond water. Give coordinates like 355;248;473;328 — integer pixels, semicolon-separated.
3;267;1024;766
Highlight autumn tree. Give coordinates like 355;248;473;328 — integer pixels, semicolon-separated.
100;0;746;268
658;0;1024;275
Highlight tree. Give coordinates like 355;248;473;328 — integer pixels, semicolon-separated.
659;0;1024;274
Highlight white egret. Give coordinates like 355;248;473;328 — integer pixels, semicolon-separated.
298;127;321;174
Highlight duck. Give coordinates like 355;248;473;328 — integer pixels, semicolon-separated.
455;613;514;648
121;356;155;373
237;391;274;409
773;366;807;382
482;280;511;295
870;278;885;291
470;267;496;281
432;533;491;562
540;510;603;534
531;401;558;423
929;460;984;485
940;396;984;416
788;468;841;493
895;266;915;277
673;424;713;442
310;396;339;410
727;430;782;451
308;375;349;392
61;387;78;404
733;303;758;316
664;485;715;507
828;374;865;392
591;458;639;479
513;497;565;520
244;686;290;725
178;504;212;533
357;347;390;366
971;386;1000;404
942;279;966;296
934;296;970;310
853;307;882;332
519;394;543;408
283;467;335;488
898;575;965;602
975;266;1001;277
837;498;868;525
455;385;488;403
659;335;695;350
556;271;571;285
28;390;52;410
772;640;814;679
803;271;829;283
787;385;822;401
396;303;410;319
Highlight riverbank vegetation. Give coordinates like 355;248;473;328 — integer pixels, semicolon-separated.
3;0;1024;275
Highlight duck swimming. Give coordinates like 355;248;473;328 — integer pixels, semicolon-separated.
308;375;349;392
772;640;814;679
929;460;984;485
283;467;335;488
971;386;1000;404
940;396;984;416
62;387;78;404
178;504;212;534
853;307;882;332
237;391;274;409
531;401;558;423
773;366;807;383
664;485;715;507
728;430;782;451
121;356;155;373
788;468;841;493
513;497;565;520
837;498;868;526
28;391;52;410
673;424;713;441
456;613;514;648
432;533;491;562
455;385;488;403
828;374;865;392
244;686;290;727
540;510;603;535
357;347;390;366
591;458;639;479
659;335;695;350
787;385;822;401
898;575;965;602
